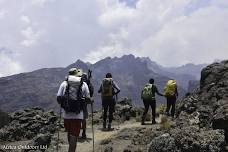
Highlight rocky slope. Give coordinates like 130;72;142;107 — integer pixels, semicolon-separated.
146;60;228;151
0;60;227;152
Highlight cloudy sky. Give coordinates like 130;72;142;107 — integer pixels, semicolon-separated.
0;0;228;77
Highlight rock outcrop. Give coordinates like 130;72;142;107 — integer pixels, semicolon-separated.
0;110;10;129
147;60;228;151
0;107;58;142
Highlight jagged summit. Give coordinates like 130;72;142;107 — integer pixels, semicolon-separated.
0;54;205;112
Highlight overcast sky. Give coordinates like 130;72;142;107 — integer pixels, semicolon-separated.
0;0;228;77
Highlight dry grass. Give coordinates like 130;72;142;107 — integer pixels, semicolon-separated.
156;104;166;116
160;115;171;130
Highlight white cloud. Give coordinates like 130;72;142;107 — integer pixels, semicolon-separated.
0;9;7;19
20;26;45;47
0;0;228;76
85;0;228;66
20;15;31;24
0;51;22;77
31;0;55;6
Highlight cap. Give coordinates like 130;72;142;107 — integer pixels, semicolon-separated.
69;68;77;75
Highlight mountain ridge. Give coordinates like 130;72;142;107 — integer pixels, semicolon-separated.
0;54;206;112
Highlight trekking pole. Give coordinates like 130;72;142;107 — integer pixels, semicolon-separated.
57;106;61;152
91;102;95;152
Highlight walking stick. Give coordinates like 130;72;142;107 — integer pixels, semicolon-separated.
91;102;95;152
57;106;61;152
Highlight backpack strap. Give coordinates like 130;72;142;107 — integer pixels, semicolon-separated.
77;78;84;100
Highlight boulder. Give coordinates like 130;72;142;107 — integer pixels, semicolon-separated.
23;133;51;152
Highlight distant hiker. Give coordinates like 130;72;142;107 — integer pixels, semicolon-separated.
80;70;94;139
164;79;178;118
98;73;120;130
141;78;163;125
57;68;91;152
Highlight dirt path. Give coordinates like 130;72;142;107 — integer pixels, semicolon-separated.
54;120;155;152
52;120;159;152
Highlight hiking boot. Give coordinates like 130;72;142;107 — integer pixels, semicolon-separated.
141;121;145;125
165;112;170;116
103;122;106;129
108;123;111;130
152;120;157;124
81;132;87;139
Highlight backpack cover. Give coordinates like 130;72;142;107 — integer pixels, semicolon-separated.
62;75;83;113
102;78;113;97
141;83;153;100
164;80;177;97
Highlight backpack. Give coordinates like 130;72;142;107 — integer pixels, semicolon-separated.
61;75;84;114
164;80;177;97
102;78;113;97
141;83;154;100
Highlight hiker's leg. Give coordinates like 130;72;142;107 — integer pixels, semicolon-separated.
65;119;81;152
108;100;115;124
103;103;108;122
171;97;176;118
151;101;156;123
67;133;70;143
68;134;77;152
142;100;149;123
82;119;86;138
166;97;171;115
103;101;108;128
64;119;71;143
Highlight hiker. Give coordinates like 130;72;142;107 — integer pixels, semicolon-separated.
141;78;163;125
98;73;120;130
57;68;91;152
164;79;178;118
80;71;94;139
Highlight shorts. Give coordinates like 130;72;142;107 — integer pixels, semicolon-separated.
64;119;82;137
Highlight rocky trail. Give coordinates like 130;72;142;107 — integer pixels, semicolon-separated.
51;119;160;152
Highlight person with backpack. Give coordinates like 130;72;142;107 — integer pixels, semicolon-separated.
98;73;120;130
164;79;178;118
141;78;163;125
57;68;91;152
80;71;94;139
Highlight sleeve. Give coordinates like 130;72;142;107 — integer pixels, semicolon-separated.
176;86;178;97
113;81;120;94
155;85;163;96
82;82;90;98
88;82;94;97
57;81;67;96
98;84;102;93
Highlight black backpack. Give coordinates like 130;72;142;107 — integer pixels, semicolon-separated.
61;75;84;114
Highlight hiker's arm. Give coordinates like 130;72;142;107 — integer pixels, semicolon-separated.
56;81;66;104
98;84;102;93
176;87;178;97
155;86;163;96
82;82;93;104
141;90;143;99
88;82;94;97
113;81;120;95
